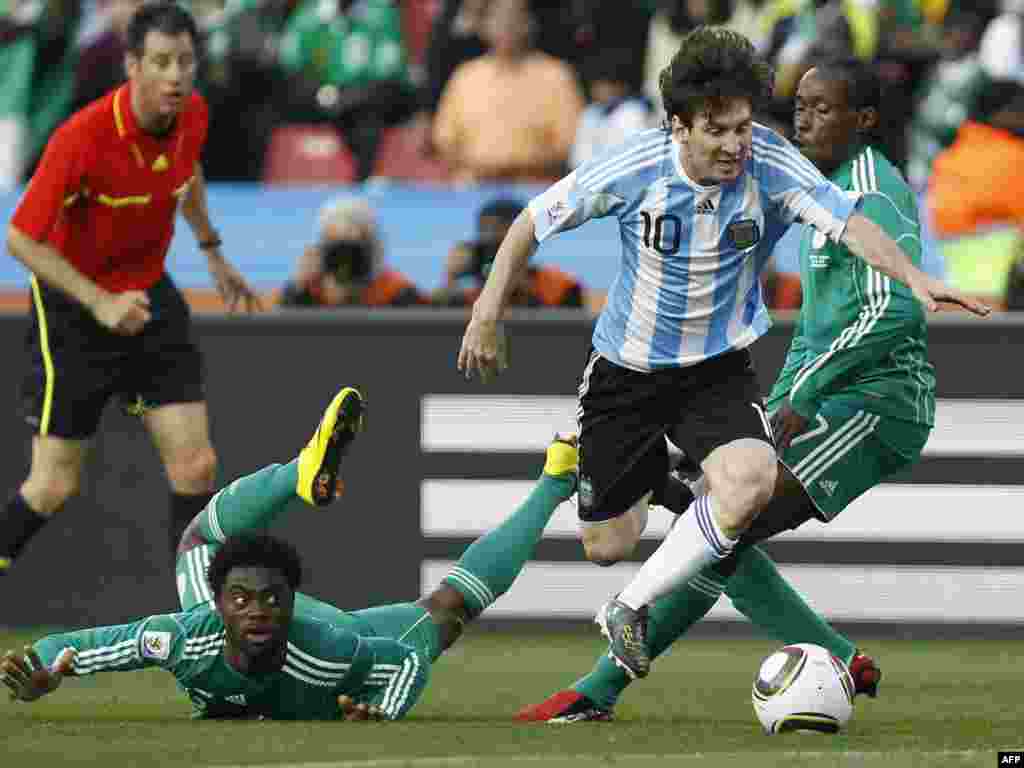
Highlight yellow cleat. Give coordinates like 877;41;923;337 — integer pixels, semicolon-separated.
0;556;10;573
297;387;365;507
543;433;578;479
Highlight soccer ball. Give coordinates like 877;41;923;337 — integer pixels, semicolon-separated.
752;643;855;735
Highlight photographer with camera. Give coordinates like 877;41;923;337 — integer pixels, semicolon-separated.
279;197;424;308
433;198;586;309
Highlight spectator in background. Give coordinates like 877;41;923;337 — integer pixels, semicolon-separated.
0;0;80;191
433;198;586;309
570;52;655;169
643;0;730;113
194;0;290;181
71;0;143;112
277;0;417;180
928;80;1024;308
417;0;488;137
279;197;424;308
979;0;1024;84
432;0;584;184
773;0;874;99
906;10;990;193
530;0;654;98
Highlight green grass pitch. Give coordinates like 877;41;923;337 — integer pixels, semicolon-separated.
0;627;1019;768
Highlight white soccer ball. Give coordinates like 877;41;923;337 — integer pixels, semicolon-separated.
752;643;855;735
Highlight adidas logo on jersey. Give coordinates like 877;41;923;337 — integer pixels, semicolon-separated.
819;479;839;497
695;198;716;215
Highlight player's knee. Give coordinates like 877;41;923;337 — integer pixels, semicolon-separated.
22;466;81;515
166;444;218;493
581;527;636;566
703;440;776;535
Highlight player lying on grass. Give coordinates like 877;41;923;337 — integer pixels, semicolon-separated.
517;60;940;723
0;387;579;721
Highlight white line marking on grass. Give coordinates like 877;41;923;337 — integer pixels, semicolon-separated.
211;750;989;768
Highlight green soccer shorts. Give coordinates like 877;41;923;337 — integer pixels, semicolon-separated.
778;401;931;521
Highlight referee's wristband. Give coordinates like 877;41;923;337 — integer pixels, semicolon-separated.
198;236;222;251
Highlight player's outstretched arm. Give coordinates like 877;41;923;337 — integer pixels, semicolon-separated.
458;208;535;382
1;646;75;702
841;214;991;316
5;614;184;702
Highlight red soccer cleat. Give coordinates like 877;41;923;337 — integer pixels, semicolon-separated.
848;652;882;698
515;690;613;723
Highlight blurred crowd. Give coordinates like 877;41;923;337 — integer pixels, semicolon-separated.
3;0;1024;309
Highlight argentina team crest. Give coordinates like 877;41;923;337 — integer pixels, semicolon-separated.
727;219;761;249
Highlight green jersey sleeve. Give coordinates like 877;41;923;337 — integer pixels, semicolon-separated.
33;614;186;676
358;638;430;720
343;635;430;721
788;189;925;419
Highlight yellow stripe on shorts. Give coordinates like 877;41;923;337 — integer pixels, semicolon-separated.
29;276;55;436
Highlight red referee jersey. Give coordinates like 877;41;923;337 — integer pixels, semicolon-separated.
11;83;209;293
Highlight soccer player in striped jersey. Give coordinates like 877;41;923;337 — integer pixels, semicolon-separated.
0;388;580;721
517;59;972;723
459;26;987;681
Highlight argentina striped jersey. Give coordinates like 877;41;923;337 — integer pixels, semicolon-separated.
528;125;860;371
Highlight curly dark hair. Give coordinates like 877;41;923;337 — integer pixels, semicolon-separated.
206;534;303;599
659;27;774;127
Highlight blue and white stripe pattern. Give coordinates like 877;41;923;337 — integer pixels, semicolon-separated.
693;495;733;560
529;125;857;371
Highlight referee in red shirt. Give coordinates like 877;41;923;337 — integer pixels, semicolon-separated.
1;2;260;571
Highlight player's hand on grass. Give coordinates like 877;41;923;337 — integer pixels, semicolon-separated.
458;316;510;384
772;402;809;453
207;254;263;313
0;646;75;702
906;271;991;317
92;290;151;335
337;695;385;721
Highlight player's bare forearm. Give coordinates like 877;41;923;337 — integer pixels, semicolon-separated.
6;225;108;311
840;214;914;285
841;213;990;316
181;163;219;246
472;209;537;323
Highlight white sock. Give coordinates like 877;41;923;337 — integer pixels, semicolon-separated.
618;494;737;611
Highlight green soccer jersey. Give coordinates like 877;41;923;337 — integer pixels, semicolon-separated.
278;0;409;89
767;145;936;426
31;472;430;722
32;603;428;720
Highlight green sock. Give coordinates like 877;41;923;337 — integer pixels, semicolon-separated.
201;461;301;540
574;570;724;709
442;474;574;618
725;545;857;665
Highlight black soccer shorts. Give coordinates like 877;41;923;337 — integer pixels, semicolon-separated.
21;273;206;440
576;346;774;524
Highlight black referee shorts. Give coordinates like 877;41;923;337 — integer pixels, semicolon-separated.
21;273;206;440
576;347;773;524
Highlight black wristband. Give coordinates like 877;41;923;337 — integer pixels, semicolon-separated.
198;236;222;251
